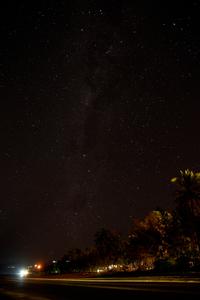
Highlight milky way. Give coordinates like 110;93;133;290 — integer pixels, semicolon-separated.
1;0;200;264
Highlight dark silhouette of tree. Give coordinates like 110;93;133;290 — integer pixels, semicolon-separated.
171;170;200;236
94;228;123;267
127;210;173;270
171;169;200;267
171;169;200;221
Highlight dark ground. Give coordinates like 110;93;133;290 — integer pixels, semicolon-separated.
0;275;200;299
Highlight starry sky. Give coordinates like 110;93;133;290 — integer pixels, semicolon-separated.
1;0;200;264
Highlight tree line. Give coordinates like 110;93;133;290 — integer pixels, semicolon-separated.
45;169;200;274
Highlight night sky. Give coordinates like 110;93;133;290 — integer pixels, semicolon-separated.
1;0;200;265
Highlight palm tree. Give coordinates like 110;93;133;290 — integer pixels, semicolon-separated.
171;169;200;253
171;169;200;220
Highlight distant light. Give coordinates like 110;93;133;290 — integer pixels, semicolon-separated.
97;268;104;273
27;265;33;269
171;177;177;183
19;269;29;278
108;265;113;270
34;263;42;269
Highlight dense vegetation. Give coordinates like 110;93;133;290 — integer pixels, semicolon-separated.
45;169;200;274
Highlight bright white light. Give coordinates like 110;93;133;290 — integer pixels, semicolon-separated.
97;268;104;273
108;265;113;270
19;269;29;277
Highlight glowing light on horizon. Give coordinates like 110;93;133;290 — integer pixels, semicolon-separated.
19;269;29;277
